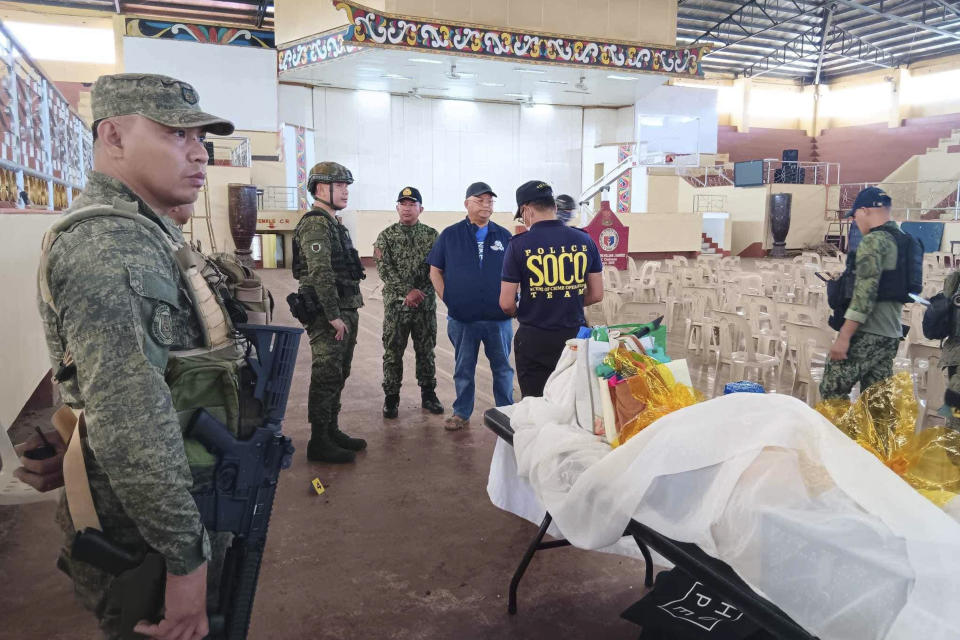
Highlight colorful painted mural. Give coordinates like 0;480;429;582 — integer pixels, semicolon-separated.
295;126;308;211
126;18;274;48
617;144;632;214
278;28;361;72
330;0;707;77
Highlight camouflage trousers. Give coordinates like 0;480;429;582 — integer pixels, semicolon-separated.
819;331;900;400
943;366;960;431
382;301;437;395
307;309;359;427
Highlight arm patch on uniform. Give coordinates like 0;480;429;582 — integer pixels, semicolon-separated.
150;303;174;346
311;241;322;253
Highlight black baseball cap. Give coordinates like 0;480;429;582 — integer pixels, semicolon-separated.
397;186;422;204
555;194;576;211
465;181;497;199
515;180;554;219
846;186;892;218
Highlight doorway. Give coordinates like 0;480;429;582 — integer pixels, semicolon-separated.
252;232;285;268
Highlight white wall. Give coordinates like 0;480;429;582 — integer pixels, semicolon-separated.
279;84;313;129
123;38;278;132
634;85;719;155
309;88;583;212
1;213;56;428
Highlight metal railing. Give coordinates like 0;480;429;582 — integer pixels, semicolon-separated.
694;194;728;212
209;136;251;168
259;186;301;211
825;180;960;221
679;165;734;188
763;160;840;186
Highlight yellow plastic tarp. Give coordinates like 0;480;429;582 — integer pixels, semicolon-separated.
816;372;960;507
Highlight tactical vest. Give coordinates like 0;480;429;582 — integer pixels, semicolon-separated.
869;225;923;304
292;209;365;297
39;204;250;477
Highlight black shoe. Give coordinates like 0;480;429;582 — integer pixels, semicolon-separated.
330;425;367;451
421;388;444;415
383;394;400;419
306;424;355;463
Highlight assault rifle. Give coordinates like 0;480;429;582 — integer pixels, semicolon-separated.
72;324;301;640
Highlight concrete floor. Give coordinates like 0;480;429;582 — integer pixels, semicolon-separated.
2;267;766;640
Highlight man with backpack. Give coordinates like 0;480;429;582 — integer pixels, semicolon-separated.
932;271;960;430
821;187;918;401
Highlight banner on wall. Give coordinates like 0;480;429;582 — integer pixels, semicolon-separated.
584;201;629;270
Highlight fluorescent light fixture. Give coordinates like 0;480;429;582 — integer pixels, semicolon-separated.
673;80;720;90
607;74;638;81
536;79;569;85
408;57;443;64
479;82;505;87
5;21;114;64
356;66;383;73
514;68;546;74
455;72;477;78
382;73;413;80
504;92;530;98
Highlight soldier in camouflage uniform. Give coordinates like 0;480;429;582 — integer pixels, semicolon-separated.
821;187;902;401
374;186;444;418
937;270;960;430
25;74;233;640
292;161;367;463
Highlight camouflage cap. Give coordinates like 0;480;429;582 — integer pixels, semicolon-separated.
91;73;234;136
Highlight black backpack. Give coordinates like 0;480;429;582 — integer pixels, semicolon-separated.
871;225;923;303
923;271;960;340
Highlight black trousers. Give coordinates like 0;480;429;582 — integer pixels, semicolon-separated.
514;324;580;398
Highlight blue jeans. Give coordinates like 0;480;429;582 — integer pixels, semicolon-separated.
446;318;514;419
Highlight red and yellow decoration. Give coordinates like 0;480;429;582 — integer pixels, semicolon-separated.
330;0;708;78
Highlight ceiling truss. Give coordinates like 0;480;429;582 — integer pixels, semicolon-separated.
680;0;960;81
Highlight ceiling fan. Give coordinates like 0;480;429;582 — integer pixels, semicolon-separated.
564;75;590;94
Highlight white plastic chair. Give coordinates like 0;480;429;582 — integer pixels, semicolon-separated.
616;301;667;326
631;262;661;302
716;312;780;384
684;292;713;355
784;322;834;405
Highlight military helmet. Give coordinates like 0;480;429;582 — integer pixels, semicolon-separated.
555;194;577;211
307;161;354;194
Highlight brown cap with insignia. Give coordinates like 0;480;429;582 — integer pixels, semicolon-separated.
91;73;234;136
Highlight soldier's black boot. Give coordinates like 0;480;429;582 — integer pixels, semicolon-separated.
330;417;367;451
307;422;355;463
382;394;400;419
421;387;444;415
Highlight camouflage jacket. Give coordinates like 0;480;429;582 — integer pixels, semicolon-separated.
941;270;960;368
293;208;363;321
374;222;438;310
38;171;209;575
845;221;903;339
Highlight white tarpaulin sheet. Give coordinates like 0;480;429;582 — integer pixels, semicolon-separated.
488;390;960;640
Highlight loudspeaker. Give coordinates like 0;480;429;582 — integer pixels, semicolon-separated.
782;149;799;162
204;141;215;165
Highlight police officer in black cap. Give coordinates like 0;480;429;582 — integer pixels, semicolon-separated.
374;186;444;418
500;180;604;397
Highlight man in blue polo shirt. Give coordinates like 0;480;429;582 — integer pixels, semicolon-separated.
427;181;514;431
500;180;603;397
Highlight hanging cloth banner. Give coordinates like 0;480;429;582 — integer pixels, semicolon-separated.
584;200;630;271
